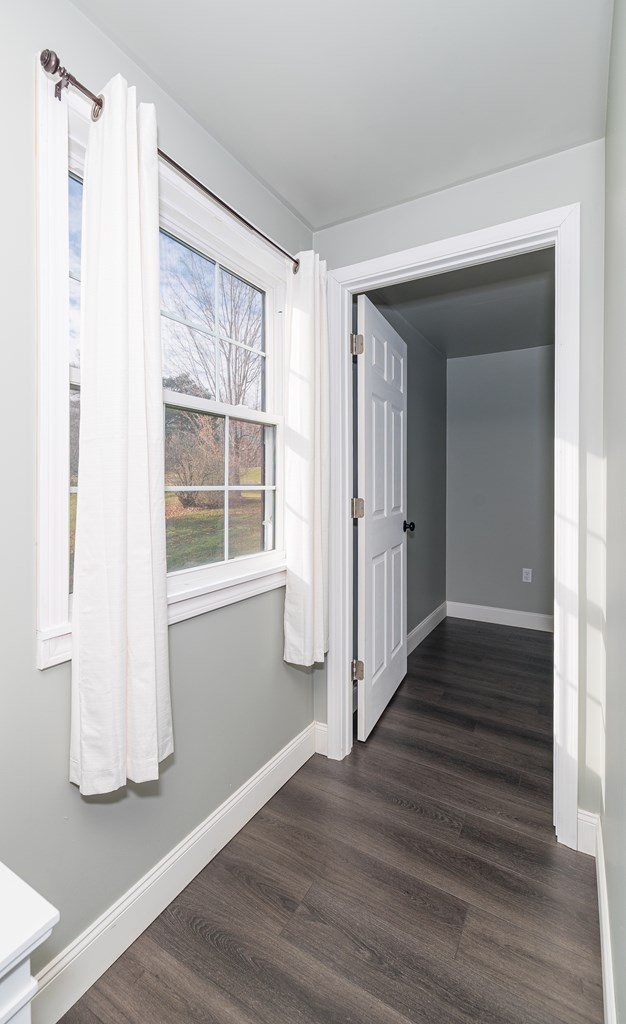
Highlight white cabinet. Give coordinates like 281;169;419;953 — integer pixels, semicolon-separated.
0;863;58;1024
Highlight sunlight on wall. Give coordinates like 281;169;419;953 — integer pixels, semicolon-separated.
585;448;607;808
553;433;579;842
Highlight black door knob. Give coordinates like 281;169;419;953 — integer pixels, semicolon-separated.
403;520;415;533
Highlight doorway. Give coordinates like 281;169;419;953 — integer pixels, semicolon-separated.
354;248;555;744
326;205;581;850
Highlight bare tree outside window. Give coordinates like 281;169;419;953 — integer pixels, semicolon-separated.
164;409;224;508
160;233;265;412
160;232;273;571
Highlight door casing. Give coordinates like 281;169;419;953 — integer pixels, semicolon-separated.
325;204;581;851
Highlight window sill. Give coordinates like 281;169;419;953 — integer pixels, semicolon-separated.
37;562;287;670
167;561;286;624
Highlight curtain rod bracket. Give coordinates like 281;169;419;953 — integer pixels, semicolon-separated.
55;73;70;101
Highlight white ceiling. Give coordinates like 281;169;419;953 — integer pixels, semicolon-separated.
70;0;613;230
369;249;555;358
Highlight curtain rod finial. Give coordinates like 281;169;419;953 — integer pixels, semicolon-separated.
40;49;60;74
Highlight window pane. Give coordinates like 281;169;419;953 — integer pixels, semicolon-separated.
160;231;215;332
219;268;264;351
69;491;77;593
165;491;224;571
229;491;274;559
68;175;83;280
165;408;225;486
70;388;80;485
69;278;81;368
229;421;274;486
219;343;263;410
162;317;216;399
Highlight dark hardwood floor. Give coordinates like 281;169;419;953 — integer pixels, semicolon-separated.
61;618;603;1024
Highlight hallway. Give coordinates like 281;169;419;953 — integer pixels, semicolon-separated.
62;619;603;1024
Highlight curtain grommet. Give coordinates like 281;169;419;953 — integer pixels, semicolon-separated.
91;96;104;122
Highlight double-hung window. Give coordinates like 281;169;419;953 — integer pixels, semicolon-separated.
37;69;287;668
160;233;278;576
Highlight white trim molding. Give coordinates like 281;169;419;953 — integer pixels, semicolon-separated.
326;273;354;760
36;57;72;671
38;568;287;669
326;204;581;850
596;820;617;1024
32;723;316;1024
314;722;328;756
446;602;554;633
576;809;599;857
407;602;447;654
167;566;286;625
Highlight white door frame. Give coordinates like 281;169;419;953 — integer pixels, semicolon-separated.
325;204;581;850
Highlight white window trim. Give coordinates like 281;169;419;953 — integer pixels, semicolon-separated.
36;64;289;670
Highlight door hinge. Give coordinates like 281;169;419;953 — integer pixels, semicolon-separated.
350;332;364;356
351;659;364;681
351;496;365;519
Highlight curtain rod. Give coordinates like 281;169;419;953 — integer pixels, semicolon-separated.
40;49;300;274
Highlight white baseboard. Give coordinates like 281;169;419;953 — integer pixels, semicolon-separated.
314;721;328;756
446;601;554;633
407;602;447;654
596;819;617;1024
577;809;598;857
33;723;317;1024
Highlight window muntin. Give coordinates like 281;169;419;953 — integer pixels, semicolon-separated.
67;178;277;589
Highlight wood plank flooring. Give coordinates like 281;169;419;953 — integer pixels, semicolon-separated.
61;618;603;1024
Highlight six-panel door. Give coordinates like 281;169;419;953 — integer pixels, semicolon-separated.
357;296;408;740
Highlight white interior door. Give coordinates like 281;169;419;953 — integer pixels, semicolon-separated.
357;295;408;740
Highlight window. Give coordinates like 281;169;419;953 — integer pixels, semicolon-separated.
37;70;287;668
67;187;279;585
161;233;276;573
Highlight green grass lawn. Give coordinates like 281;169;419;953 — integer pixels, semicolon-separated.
165;492;264;571
69;491;267;588
70;492;77;592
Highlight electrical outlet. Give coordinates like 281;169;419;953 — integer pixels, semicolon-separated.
522;568;532;583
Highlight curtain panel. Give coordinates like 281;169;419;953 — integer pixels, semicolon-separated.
70;75;173;795
283;251;330;667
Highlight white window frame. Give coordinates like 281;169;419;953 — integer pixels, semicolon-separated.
36;65;288;669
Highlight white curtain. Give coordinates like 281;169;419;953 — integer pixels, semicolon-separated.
70;76;173;795
283;251;329;666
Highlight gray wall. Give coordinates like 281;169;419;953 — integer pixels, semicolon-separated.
315;138;605;814
447;348;554;615
373;308;447;633
0;0;320;974
407;330;447;631
602;0;626;1017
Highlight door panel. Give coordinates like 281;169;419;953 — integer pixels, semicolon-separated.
357;296;408;740
391;542;403;655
